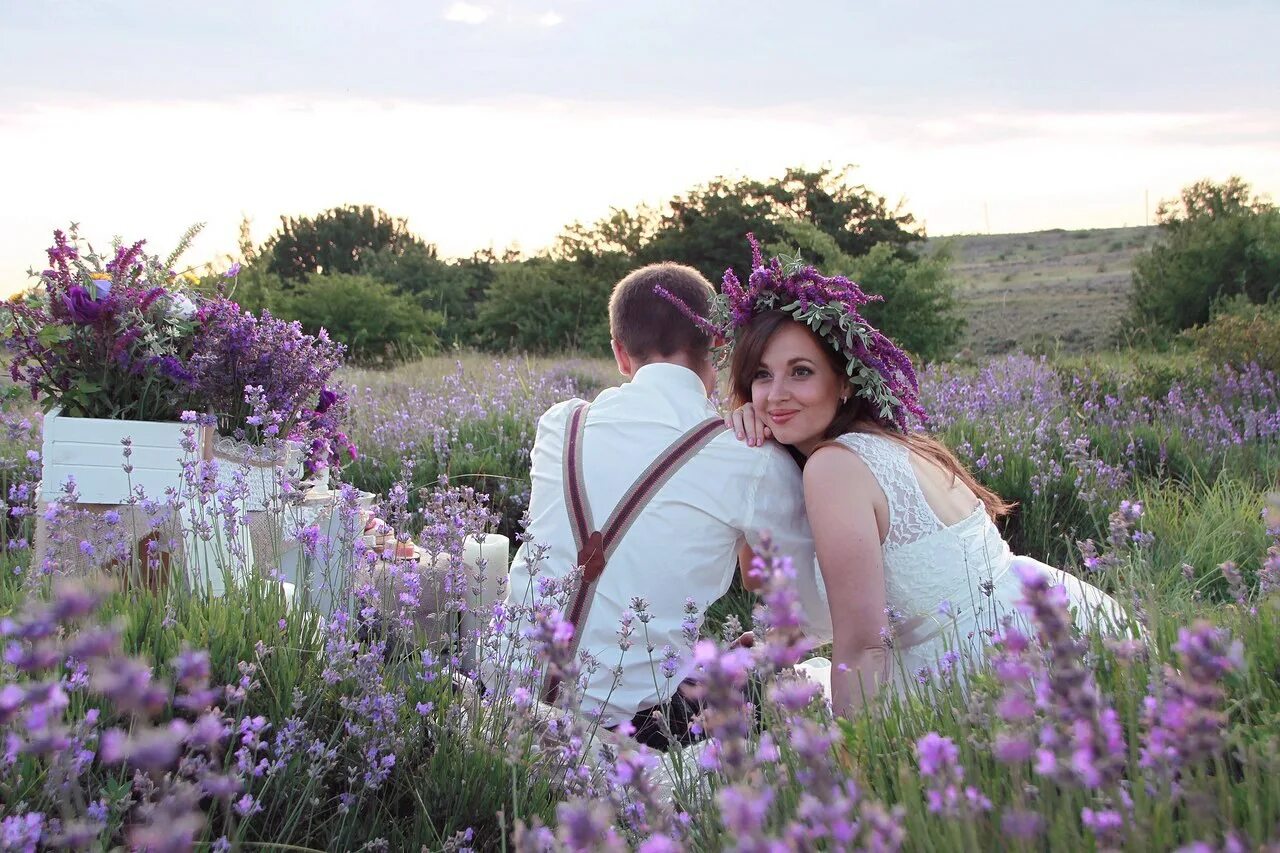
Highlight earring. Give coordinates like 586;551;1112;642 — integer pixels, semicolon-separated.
840;395;849;405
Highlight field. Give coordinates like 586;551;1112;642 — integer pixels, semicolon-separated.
931;226;1158;355
3;350;1280;851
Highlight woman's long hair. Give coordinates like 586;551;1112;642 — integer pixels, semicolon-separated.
729;311;1013;519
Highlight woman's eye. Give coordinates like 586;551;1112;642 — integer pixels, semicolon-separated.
793;366;813;377
752;370;770;381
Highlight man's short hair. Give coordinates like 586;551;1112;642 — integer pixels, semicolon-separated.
609;263;715;361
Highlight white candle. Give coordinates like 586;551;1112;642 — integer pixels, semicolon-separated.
463;534;510;612
460;533;510;671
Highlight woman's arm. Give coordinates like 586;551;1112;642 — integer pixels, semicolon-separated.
803;445;890;717
737;540;765;592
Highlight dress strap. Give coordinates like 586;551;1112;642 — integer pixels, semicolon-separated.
832;432;945;550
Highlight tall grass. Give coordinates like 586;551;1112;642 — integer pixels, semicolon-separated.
3;351;1280;850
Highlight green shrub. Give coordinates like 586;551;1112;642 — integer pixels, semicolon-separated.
1184;298;1280;372
279;272;444;363
363;243;488;347
1130;177;1280;335
472;257;618;354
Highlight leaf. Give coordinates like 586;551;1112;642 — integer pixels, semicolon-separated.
36;325;72;347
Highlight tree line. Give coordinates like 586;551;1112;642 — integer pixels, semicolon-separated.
227;166;963;363
226;170;1280;365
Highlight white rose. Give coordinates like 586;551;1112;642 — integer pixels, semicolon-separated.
167;293;197;321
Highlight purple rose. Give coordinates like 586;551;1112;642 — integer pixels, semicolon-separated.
316;388;338;413
63;285;106;324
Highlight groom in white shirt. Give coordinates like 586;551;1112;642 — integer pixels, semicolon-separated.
495;262;831;751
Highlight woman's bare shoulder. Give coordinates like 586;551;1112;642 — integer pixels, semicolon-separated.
803;443;878;491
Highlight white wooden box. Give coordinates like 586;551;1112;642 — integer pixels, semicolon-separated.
40;407;190;504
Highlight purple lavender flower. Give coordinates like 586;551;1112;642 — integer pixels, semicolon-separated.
0;812;44;852
1141;621;1242;783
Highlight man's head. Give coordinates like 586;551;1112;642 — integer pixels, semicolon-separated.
609;263;717;391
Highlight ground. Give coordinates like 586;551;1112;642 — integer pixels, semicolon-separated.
929;225;1159;355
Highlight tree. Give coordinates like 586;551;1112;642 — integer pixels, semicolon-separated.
1130;177;1280;335
363;243;480;345
554;207;658;261
768;166;925;260
638;176;783;284
259;205;426;283
555;166;926;287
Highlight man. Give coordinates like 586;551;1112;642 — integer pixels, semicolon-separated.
491;262;831;751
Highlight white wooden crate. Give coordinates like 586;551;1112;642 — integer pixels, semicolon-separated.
40;407;190;504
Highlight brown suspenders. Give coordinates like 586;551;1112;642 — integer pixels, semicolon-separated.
542;402;724;705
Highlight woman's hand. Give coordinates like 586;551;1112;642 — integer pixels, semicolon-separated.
725;403;772;447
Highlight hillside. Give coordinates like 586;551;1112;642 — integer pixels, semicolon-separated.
927;225;1159;355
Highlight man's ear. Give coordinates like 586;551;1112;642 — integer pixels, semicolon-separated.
612;339;634;377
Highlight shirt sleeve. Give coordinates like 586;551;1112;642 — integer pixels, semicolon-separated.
742;446;834;643
526;397;584;498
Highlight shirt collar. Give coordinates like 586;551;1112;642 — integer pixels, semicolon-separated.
629;362;710;404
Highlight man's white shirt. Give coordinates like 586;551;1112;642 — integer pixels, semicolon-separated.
497;362;832;726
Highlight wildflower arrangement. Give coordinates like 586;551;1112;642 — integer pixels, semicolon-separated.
3;225;204;421
1;227;356;476
657;233;925;428
188;295;356;473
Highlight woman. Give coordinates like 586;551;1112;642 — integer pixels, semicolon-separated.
661;238;1129;716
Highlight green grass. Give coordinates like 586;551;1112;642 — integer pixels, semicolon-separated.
4;348;1280;849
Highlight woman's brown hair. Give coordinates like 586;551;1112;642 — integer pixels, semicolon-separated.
729;311;1013;519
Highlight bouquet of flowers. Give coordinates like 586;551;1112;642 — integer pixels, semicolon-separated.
3;226;358;477
4;225;203;421
188;295;357;474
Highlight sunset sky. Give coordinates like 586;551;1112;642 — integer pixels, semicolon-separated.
1;0;1277;293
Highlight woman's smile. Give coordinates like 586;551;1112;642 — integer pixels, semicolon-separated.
750;323;847;456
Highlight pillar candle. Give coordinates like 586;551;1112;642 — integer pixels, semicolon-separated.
459;533;510;671
462;534;510;612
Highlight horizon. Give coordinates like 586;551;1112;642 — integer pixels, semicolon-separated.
3;1;1277;293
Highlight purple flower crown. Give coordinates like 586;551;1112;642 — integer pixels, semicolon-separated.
657;234;926;429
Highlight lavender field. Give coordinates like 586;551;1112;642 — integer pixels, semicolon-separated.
3;351;1280;851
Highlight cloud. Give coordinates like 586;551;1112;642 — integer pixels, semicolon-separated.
443;2;492;25
441;3;563;29
1;95;1277;295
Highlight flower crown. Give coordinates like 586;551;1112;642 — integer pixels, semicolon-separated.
657;234;926;429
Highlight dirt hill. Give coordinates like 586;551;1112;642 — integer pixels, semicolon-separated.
927;225;1159;355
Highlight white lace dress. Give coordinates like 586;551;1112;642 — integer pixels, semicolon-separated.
797;432;1128;694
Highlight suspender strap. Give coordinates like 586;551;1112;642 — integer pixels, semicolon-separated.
561;402;603;582
543;403;723;705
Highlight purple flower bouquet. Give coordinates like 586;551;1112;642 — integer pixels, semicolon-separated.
4;226;203;422
189;296;356;475
3;226;357;483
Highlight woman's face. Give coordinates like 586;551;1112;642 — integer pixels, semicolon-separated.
750;322;845;456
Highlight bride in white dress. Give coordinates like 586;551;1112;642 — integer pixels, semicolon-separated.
683;243;1129;716
727;316;1128;714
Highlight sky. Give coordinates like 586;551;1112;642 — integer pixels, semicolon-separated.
1;0;1277;293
